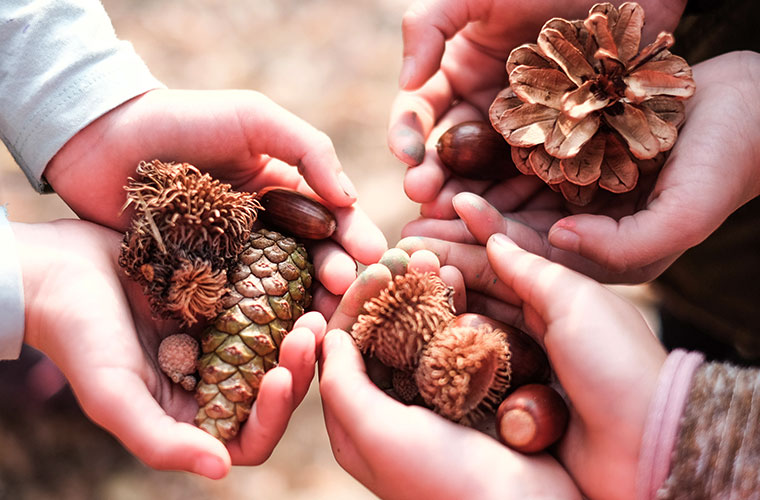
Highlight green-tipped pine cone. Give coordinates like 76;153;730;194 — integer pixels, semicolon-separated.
194;228;314;441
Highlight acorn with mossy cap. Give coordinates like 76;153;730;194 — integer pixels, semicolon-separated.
119;160;335;441
352;269;551;426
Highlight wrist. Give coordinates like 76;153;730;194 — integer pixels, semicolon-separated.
9;221;62;351
0;208;24;359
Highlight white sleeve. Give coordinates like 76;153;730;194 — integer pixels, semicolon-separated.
0;206;24;360
0;0;165;192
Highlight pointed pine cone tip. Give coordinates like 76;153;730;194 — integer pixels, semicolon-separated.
492;2;695;205
351;269;456;371
415;323;511;425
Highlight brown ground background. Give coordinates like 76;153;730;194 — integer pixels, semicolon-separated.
0;1;655;498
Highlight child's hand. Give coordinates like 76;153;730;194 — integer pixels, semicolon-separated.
13;219;327;478
388;0;685;183
44;89;388;307
403;52;760;283
397;235;667;500
319;249;581;500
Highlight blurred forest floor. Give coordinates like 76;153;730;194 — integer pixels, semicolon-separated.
0;1;658;499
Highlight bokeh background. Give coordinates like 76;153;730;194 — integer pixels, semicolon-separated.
0;1;656;498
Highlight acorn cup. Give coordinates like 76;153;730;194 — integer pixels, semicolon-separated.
496;383;569;454
119;160;336;441
351;269;551;427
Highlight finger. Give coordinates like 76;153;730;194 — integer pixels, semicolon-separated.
486;233;600;337
293;310;327;350
402;217;477;243
439;264;466;314
311;287;340;330
228;366;294;465
389;71;454;166
278;325;319;406
379;247;411;277
400;101;484;201
408;249;441;275
396;236;520;305
547;206;693;278
419;177;491;219
238;93;358;207
75;371;230;479
309;239;359;296
331;204;388;266
399;0;487;90
326;264;393;332
452;192;508;243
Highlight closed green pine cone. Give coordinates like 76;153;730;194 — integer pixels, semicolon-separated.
194;229;313;441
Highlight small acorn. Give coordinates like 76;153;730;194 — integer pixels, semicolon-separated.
436;121;519;181
256;187;337;240
496;384;569;454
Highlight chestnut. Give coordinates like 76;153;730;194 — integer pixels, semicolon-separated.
451;313;551;387
436;121;519;180
496;383;569;453
256;187;337;240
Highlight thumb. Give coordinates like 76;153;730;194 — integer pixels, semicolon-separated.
485;232;596;338
399;0;484;90
547;192;707;277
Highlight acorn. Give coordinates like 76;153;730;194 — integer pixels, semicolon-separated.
496;384;569;454
256;187;337;240
436;121;519;181
452;313;551;387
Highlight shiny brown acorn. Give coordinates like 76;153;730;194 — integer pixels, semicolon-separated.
256;187;337;240
436;121;519;181
496;383;569;454
452;313;551;388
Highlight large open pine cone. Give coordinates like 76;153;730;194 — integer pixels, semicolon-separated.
489;2;695;205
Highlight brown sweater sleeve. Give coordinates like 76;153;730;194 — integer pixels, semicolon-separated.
656;362;760;499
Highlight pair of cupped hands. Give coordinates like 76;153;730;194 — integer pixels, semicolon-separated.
16;1;760;498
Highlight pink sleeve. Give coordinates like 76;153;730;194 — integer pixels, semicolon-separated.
635;349;705;500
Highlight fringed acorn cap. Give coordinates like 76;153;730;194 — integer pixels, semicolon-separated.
415;323;512;425
351;270;456;371
119;160;262;325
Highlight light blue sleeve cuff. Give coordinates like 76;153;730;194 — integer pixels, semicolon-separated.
0;206;24;360
0;0;166;193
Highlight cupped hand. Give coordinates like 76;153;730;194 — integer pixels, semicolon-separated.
389;0;685;203
403;52;760;283
397;233;667;500
319;248;580;500
14;219;327;478
44;88;388;305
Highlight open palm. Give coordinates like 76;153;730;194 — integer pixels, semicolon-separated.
16;219;326;478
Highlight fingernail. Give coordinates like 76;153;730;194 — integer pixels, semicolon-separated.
391;124;425;165
379;247;410;277
548;227;580;252
489;233;516;249
338;171;358;199
399;56;415;89
194;455;227;479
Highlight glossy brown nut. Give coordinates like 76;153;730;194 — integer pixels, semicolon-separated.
256;187;337;240
436;121;519;181
452;313;551;387
496;383;569;454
